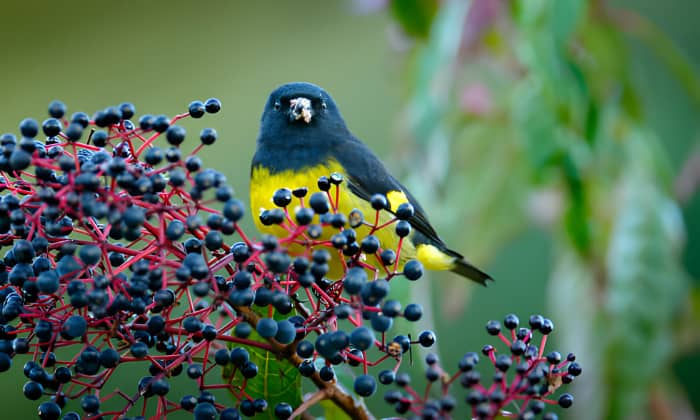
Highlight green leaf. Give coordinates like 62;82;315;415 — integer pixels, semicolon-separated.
548;248;606;420
224;312;302;416
603;139;687;419
549;0;585;46
632;13;700;110
389;0;439;39
320;399;352;420
510;81;560;178
561;153;591;255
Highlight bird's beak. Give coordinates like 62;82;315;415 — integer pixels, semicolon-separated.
289;97;313;124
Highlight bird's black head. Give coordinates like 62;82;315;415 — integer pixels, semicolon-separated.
257;82;349;147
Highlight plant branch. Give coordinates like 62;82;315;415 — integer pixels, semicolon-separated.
234;305;371;420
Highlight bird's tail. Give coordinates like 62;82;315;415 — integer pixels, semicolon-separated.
443;248;492;286
450;259;492;286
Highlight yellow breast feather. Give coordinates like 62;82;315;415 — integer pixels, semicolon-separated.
250;161;422;279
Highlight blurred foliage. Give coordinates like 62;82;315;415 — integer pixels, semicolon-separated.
389;0;699;418
389;0;438;39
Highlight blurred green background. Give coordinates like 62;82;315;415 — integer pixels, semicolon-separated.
0;0;698;419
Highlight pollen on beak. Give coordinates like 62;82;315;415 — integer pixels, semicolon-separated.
289;97;313;124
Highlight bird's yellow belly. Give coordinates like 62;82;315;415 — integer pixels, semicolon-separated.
250;161;416;279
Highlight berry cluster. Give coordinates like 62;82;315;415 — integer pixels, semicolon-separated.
379;314;581;419
0;99;580;420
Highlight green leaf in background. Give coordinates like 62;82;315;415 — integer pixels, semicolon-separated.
550;0;586;47
603;135;687;419
389;0;439;39
562;153;592;255
549;248;606;420
448;122;530;263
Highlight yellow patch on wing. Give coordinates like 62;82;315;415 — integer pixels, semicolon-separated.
416;244;455;271
386;190;409;210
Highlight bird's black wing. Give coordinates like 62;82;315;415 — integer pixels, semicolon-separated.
332;136;492;285
333;138;446;248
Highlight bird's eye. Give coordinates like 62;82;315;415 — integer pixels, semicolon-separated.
273;101;281;111
321;101;327;110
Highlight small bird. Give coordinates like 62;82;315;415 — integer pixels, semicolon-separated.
250;82;491;285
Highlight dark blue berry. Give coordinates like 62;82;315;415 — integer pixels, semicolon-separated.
426;366;440;382
343;267;366;295
99;348;120;368
558;393;574;408
382;300;401;317
317;176;331;191
241;361;258;378
418;330;436;347
42;118;62;137
198;127;217;145
37;401;61;420
204;98;221;113
130;341;148;358
20;118;39;138
403;304;423;321
189;101;205;118
187;364;203;379
298;360;315;377
230;347;249;367
48;100;66;118
378;369;395;385
360;235;380;254
274;320;296;344
116;103;134;120
370;314;393;332
223;199;245;222
353;374;377;397
214;348;230;365
64;123;83;141
540;318;554;334
274;402;293;419
395;220;411;237
495;354;512;372
319;366;334;381
61;315;87;339
529;314;544;329
220;407;240;420
568;361;582;376
166;125;186;146
546;351;562;364
486;320;501;335
182;316;202;333
296;340;314;358
395;203;414;219
370;194;388;210
403;260;423;280
504;313;519;330
309;192;329;214
511;340;527;356
152;115;170;133
23;381;43;400
78;245;102;265
81;394;100;413
193;402;217;420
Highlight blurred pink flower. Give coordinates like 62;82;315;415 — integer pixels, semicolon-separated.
459;82;494;116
